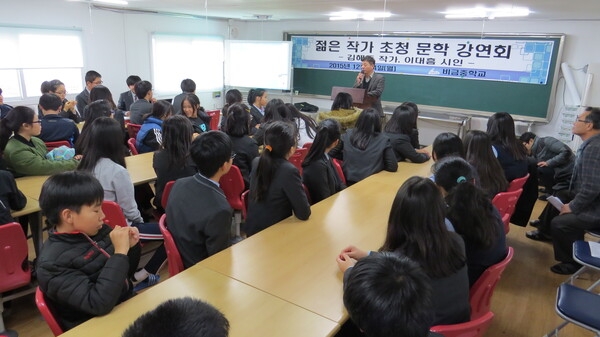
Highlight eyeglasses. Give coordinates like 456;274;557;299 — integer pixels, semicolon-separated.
576;119;591;123
31;120;42;124
92;80;103;85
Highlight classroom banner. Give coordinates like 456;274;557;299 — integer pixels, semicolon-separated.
291;35;554;85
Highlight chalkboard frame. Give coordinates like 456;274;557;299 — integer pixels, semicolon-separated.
285;32;565;123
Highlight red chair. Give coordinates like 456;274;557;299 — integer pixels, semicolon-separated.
332;158;347;185
492;189;523;233
430;311;494;337
35;287;64;336
302;142;312;150
101;200;128;228
507;173;530;192
127;123;142;140
241;190;250;220
161;181;176;209
206;109;221;131
158;214;185;276
44;140;71;151
289;148;308;176
0;222;33;337
127;138;139;155
469;247;514;320
219;165;246;238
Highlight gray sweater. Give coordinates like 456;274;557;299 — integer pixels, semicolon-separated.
93;158;143;224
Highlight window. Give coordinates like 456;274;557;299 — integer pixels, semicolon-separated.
151;34;223;95
0;27;84;101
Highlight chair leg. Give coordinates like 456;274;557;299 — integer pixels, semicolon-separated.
544;320;569;337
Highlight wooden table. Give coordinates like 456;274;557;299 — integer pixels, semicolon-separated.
200;157;434;324
124;152;156;185
60;266;338;337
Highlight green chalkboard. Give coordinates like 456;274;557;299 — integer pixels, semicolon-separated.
289;33;564;121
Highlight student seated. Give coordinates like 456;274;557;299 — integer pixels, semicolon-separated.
136;100;173;154
337;252;442;337
38;93;79;146
223;103;259;190
245;121;311;236
431;132;464;162
317;92;362;131
0;106;79;177
172;78;196;115
247;88;268;134
252;99;290;146
181;93;211;133
129;80;154;125
166;131;233;268
433;157;508;286
122;297;229;337
337;176;470;325
463;130;508;198
118;75;142;113
36;171;141;331
383;104;430;163
399;101;422;148
40;80;80;123
220;89;243;131
286;103;317;148
74;100;114;155
0;169;26;225
329;108;397;185
302;118;346;204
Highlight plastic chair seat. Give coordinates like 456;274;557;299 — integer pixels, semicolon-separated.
101;201;128;228
507;173;529;192
492;189;523;233
35;287;64;336
556;283;600;333
158;214;184;276
127;138;139;155
127;123;142;139
469;247;514;320
288;148;308;176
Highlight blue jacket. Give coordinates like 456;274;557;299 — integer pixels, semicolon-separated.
136;117;163;154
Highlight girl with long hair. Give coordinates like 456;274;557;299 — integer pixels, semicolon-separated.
252;98;291;146
337;176;470;325
246;121;310;236
384;105;430;163
301;119;345;203
463;130;509;198
286;103;317;148
247;88;267;132
90;85;126;129
433;157;508;286
77;117;165;290
136;100;173;154
486;112;528;181
75;100;113;155
220;89;243;130
329;108;397;185
152;115;197;213
223;103;258;189
181;94;211;134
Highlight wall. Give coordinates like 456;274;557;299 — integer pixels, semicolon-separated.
1;0;229;109
231;18;600;140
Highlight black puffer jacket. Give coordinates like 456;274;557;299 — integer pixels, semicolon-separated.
36;224;140;331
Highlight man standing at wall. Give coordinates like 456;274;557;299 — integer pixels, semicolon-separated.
353;56;385;120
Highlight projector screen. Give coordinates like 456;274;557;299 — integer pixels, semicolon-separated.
225;40;292;90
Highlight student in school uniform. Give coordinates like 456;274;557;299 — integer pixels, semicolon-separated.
74;100;114;155
433;157;508;286
400;101;422;149
286;103;317;148
40;80;80;123
431;132;464;162
316;92;362;131
0;106;80;177
220;89;243;131
0;169;26;226
38;93;79;146
180;94;211;134
77;117;165;291
166;131;233;268
172;79;196;115
118;75;142;112
129;81;154;125
247;88;268;133
36;171;141;331
245;121;311;236
0;88;13;120
152;115;197;213
301;119;346;204
252;99;291;147
223;103;259;190
75;70;102;118
337;176;470;326
383;104;430;163
329;108;398;185
136;100;173;154
463;130;509;198
90;85;127;132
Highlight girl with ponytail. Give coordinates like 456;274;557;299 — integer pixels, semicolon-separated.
302;119;345;203
433;156;507;286
245;121;310;236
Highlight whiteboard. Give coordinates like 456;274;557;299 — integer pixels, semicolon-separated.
224;40;292;90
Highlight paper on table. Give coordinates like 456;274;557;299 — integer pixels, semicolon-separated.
590;241;600;258
547;196;564;211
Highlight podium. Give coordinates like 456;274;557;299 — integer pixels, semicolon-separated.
330;86;379;110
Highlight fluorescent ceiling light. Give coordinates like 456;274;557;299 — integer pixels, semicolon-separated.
329;11;391;21
444;6;529;19
93;0;128;5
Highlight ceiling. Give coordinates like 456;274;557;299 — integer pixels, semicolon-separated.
89;0;600;21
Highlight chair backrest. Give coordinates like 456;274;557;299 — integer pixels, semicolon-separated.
332;158;347;185
35;287;64;336
469;246;514;320
492;189;523;233
507;173;529;192
127;137;139;155
219;165;245;211
44;140;71;151
127;123;142;140
158;214;185;276
0;222;31;292
289;148;308;176
430;311;494;337
101;201;128;228
302;142;312;150
161;180;176;209
241;190;250;220
206;109;221;131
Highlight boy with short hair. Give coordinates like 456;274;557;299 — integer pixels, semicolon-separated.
36;171;141;331
166;131;233;268
129;80;154;124
122;297;229;337
38;93;79;145
76;70;102;117
118;75;142;112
